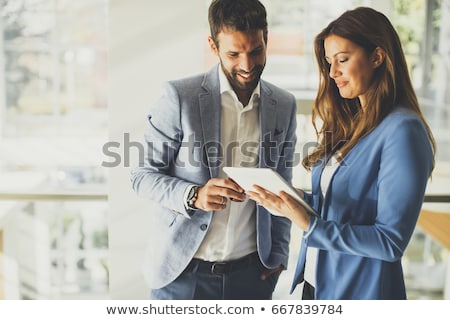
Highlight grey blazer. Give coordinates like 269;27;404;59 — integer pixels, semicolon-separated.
131;64;297;289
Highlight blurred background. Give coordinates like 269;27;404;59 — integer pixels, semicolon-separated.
1;0;449;300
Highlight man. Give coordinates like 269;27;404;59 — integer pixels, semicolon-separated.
131;0;297;299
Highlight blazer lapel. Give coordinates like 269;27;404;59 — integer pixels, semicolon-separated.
259;81;278;169
199;66;221;178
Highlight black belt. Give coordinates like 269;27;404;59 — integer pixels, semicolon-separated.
187;252;259;275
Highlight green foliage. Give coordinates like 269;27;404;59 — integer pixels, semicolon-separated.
93;228;108;249
392;0;425;53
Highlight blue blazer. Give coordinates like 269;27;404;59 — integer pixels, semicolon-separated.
291;107;434;299
131;65;297;289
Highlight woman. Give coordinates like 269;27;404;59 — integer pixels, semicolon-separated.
248;7;436;299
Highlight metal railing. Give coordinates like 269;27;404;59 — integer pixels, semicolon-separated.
0;190;108;300
424;194;450;203
0;191;107;202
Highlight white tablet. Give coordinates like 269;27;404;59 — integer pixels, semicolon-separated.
223;167;320;218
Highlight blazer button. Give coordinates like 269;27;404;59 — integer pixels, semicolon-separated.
200;224;208;231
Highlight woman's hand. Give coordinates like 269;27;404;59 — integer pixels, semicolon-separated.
247;185;311;231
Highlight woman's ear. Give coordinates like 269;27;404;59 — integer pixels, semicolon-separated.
372;47;386;68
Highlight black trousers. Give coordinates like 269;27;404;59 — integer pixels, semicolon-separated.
302;281;315;300
151;252;279;300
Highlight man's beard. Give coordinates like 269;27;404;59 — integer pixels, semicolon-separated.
221;62;265;93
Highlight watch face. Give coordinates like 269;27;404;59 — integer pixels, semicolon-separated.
188;186;196;200
187;186;198;209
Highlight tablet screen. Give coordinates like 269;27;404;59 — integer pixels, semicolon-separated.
223;167;319;218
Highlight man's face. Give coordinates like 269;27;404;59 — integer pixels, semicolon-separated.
209;28;267;95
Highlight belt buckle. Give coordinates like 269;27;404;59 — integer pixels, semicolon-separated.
210;262;227;274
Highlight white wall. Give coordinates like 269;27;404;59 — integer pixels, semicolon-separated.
109;0;208;299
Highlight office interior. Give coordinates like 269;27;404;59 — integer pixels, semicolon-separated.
0;0;449;300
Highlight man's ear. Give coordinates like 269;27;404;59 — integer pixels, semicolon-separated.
372;47;386;68
208;36;219;56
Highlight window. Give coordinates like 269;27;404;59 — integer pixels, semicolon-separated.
0;0;108;299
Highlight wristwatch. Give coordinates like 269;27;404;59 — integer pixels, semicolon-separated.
186;185;200;210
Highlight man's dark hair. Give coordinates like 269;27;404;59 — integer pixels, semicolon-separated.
208;0;268;47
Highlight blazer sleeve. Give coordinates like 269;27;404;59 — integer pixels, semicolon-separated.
307;117;434;262
130;82;193;217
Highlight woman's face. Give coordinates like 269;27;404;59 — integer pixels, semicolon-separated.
324;34;379;107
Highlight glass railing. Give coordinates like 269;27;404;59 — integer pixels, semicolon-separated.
1;189;448;300
0;189;108;300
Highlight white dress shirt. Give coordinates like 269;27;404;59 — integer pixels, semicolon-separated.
304;153;341;286
194;67;260;262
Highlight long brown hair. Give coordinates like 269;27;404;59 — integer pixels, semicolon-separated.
303;7;436;171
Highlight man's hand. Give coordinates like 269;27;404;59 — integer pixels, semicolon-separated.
194;178;246;211
260;265;284;280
